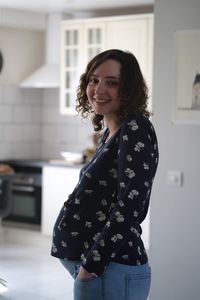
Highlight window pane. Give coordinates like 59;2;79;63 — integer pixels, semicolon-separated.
73;30;78;45
66;71;79;90
65;31;70;45
72;71;79;88
65;49;70;67
72;49;78;67
87;48;93;61
65;72;70;88
96;29;101;44
88;29;92;44
96;47;101;55
66;49;79;67
65;93;70;107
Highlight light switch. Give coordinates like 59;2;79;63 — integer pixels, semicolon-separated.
167;171;183;187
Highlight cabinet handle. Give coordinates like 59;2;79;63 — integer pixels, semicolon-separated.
12;186;35;192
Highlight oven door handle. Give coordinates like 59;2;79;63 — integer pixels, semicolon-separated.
12;185;35;192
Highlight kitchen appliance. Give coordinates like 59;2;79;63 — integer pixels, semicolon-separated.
20;14;61;88
3;160;44;226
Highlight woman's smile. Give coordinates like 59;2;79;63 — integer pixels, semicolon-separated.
93;97;111;104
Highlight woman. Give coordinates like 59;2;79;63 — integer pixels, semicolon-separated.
51;49;159;300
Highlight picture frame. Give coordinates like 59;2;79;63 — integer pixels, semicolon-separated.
173;30;200;124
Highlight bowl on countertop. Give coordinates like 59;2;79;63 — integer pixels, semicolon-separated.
60;152;83;164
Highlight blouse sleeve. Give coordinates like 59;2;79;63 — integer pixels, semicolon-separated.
82;117;159;276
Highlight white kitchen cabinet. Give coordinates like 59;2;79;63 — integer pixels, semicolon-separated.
60;14;153;114
41;165;81;236
106;16;154;94
60;21;106;114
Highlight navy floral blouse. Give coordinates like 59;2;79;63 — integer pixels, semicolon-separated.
51;114;159;276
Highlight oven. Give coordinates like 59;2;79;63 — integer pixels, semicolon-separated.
6;173;42;224
3;160;44;226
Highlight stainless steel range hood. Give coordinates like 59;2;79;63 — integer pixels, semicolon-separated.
20;14;61;88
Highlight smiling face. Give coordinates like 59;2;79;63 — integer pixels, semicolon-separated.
86;59;121;122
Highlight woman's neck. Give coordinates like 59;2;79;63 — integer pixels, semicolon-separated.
105;118;120;142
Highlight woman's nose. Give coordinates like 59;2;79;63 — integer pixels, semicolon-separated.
95;81;105;95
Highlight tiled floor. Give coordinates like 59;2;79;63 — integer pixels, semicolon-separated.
0;224;73;299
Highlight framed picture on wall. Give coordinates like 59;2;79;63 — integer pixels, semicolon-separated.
173;30;200;124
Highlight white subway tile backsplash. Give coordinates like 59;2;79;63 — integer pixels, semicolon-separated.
42;89;59;106
0;125;3;139
13;106;32;123
3;86;23;104
30;141;42;158
0;105;13;122
3;124;23;141
22;124;41;141
3;123;41;143
42;124;69;143
0;87;3;103
32;106;42;123
0;82;95;159
41;106;68;124
0;143;12;159
0;85;43;159
41;142;64;159
22;88;42;105
10;142;41;159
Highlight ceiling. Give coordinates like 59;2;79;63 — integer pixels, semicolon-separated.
0;0;154;14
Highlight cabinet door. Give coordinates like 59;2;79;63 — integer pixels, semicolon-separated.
41;166;81;236
83;22;106;65
60;23;83;115
60;22;105;115
106;16;153;108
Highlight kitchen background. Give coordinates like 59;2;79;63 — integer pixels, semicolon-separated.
0;13;97;159
0;0;200;299
0;6;154;245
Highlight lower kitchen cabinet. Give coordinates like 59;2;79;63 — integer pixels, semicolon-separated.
41;165;81;236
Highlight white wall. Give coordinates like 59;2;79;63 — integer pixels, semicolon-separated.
150;0;200;299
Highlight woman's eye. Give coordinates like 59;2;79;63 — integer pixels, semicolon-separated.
107;80;119;87
88;78;98;85
88;78;119;87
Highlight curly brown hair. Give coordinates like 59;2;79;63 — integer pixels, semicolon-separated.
76;49;150;131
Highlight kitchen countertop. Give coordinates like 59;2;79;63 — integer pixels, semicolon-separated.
0;159;84;169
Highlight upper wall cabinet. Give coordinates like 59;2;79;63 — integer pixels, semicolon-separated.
60;14;153;115
60;21;105;114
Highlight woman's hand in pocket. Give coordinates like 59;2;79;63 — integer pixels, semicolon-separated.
77;266;94;280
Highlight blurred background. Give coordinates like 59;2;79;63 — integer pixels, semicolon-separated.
0;0;200;299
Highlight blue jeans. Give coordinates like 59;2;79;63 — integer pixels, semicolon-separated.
60;259;151;300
